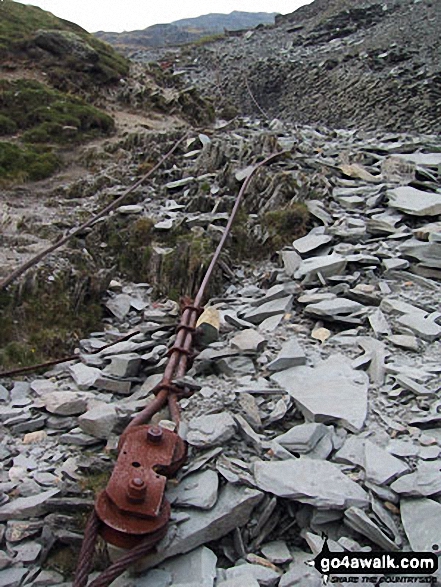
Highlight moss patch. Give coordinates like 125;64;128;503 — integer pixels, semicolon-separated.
261;203;310;251
0;268;105;370
0;141;60;182
0;79;115;143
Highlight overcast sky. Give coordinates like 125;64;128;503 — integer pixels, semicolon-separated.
15;0;312;33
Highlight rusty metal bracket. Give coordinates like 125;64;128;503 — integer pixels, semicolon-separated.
95;424;186;549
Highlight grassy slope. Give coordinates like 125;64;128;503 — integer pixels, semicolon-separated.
0;0;130;183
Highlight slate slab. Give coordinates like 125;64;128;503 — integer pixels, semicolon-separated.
267;337;306;371
254;458;369;509
0;489;60;521
390;462;441;497
271;355;368;432
243;296;293;325
187;413;236;448
388;186;441;216
166;470;219;510
294;253;347;284
136;485;263;571
400;498;441;551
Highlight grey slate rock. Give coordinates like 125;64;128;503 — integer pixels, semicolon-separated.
217;578;259;587
230;329;266;353
166;470;219;510
281;250;302;277
254;458;369;509
304;298;364;319
267;337;306;371
103;353;141;378
105;294;133;319
78;403;117;439
363;440;409;485
390;462;441;497
217;355;255;376
0;488;60;521
136;485;263;571
400;498;441;551
388;186;441;216
69;363;102;390
225;563;281;587
397;312;441;342
0;568;29;587
275;423;328;454
243;296;293;325
159;546;217;587
135;569;171;587
293;232;333;255
279;552;322;587
187;412;236;448
261;541;293;564
344;507;400;551
40;391;90;416
294;253;347;284
271;355;368;433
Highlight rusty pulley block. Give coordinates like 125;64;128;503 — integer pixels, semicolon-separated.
96;424;186;550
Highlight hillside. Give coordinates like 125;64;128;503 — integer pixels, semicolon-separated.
175;0;441;133
95;11;277;50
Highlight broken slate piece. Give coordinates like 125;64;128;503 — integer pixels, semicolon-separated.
254;458;369;509
281;251;302;277
387;335;419;351
225;563;281;587
0;488;60;521
275;423;328;454
368;308;391;336
69;363;102;390
105;294;133;320
293;232;333;255
230;329;266;353
363;440;409;485
400;498;441;551
267;337;306;371
261;541;292;565
166;470;219;510
271;355;368;433
397;312;441;342
136;484;263;570
41;391;90;416
390;462;441;497
344;507;400;551
159;546;217;587
187;412;236;448
304;298;364;319
294;253;347;284
243;296;293;325
217;355;255;377
0;568;29;587
103;353;141;378
78;403;117;439
388;186;441;216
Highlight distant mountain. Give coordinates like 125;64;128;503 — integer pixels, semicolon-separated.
95;11;277;49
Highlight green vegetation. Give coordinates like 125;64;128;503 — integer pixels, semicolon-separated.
0;79;114;143
261;203;310;251
0;270;104;370
0;79;114;183
0;0;129;86
0;141;60;182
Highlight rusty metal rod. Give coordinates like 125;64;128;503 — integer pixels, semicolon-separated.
0;330;140;378
0;132;189;291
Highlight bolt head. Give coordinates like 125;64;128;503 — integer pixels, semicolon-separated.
126;477;147;503
147;426;163;444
